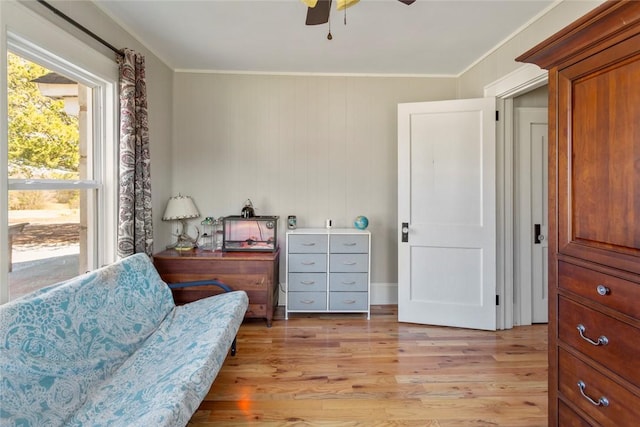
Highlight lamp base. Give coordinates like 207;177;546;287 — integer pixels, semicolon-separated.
165;219;200;251
174;239;196;251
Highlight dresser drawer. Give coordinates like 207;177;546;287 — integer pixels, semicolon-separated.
558;348;640;427
558;261;640;319
329;273;368;292
329;254;368;273
558;401;594;427
288;291;327;310
288;273;326;292
288;253;327;272
558;296;640;385
288;234;327;253
330;234;369;253
329;292;368;311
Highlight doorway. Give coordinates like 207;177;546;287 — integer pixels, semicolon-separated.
483;63;549;329
513;88;549;325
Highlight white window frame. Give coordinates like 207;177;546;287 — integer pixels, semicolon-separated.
1;1;119;303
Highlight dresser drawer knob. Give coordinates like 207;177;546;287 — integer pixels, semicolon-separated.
596;285;610;296
577;381;609;407
300;280;316;285
301;261;316;266
577;324;609;346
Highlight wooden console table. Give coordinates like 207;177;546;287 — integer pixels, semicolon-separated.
153;248;280;327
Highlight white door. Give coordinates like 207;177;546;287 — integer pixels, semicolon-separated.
516;108;548;324
398;98;496;330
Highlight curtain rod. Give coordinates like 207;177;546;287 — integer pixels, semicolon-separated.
36;0;124;58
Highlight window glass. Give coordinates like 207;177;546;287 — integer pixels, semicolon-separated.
6;52;106;300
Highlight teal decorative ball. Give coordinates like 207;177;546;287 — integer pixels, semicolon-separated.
354;215;369;230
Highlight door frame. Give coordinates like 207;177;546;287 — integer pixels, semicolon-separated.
484;64;548;330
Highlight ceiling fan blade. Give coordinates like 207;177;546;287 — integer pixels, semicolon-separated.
398;0;416;4
336;0;359;11
306;0;332;25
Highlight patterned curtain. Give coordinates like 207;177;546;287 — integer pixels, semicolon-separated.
117;49;153;258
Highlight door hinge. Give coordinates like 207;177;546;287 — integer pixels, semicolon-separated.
496;295;500;306
495;110;499;121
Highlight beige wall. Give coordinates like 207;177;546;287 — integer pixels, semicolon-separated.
173;73;457;296
26;0;175;252
457;0;605;98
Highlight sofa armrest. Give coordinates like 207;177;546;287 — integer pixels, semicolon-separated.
167;279;232;292
166;279;240;356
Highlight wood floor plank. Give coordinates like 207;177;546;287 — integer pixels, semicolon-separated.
188;305;547;426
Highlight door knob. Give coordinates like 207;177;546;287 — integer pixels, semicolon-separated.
534;224;544;244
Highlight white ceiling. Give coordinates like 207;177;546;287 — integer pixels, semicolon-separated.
92;0;555;76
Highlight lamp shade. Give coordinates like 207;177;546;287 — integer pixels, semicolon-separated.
162;195;200;221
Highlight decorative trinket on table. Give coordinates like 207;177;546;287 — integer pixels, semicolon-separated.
354;215;369;230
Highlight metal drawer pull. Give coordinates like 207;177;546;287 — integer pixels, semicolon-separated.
300;299;316;304
342;261;357;265
300;281;316;285
343;300;357;304
302;242;316;246
577;381;609;407
343;242;357;246
301;261;316;265
577;324;609;346
341;281;357;285
596;285;610;296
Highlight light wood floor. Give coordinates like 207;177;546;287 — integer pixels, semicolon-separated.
189;306;548;426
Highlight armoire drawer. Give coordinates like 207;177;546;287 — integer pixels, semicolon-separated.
558;297;640;385
558;401;594;427
558;348;640;427
558;261;640;319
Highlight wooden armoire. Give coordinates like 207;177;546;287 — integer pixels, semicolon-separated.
517;1;640;426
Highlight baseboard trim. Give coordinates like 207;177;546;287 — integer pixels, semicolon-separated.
371;282;398;305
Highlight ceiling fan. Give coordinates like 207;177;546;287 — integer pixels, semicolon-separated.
302;0;416;26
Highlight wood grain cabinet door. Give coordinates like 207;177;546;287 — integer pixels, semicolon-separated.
556;34;640;274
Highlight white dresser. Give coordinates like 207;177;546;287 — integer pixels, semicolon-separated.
285;228;371;319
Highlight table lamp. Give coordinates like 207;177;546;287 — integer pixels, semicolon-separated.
162;195;200;250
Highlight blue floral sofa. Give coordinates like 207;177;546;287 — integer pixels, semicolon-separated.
0;253;248;426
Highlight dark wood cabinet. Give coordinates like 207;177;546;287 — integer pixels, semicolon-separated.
517;1;640;425
153;249;279;327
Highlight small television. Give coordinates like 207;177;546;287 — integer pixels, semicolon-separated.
222;216;278;252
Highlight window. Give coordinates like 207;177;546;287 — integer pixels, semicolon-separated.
1;1;118;303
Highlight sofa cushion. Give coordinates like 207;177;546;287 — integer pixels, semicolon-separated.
0;253;175;426
67;291;249;427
